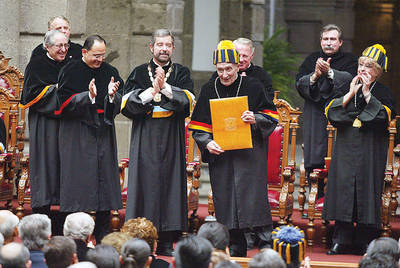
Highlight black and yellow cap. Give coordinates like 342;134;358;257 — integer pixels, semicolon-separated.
213;40;239;65
362;44;388;72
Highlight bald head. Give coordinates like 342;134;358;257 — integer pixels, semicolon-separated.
0;210;19;243
0;242;31;268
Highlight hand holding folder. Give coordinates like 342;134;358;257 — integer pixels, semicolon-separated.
209;96;253;151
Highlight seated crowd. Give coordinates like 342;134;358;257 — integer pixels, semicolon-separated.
0;209;400;268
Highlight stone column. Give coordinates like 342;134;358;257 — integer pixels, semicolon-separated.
0;0;20;67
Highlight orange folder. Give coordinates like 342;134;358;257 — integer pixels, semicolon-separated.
209;96;253;150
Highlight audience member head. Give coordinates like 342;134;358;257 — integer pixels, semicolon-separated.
86;245;120;268
149;29;175;66
44;30;69;62
214;261;241;268
82;35;106;69
48;16;71;39
366;237;400;261
121;218;158;253
214;40;239;86
64;212;95;241
174;235;213;268
197;222;229;251
359;253;398;268
249;249;286;268
0;210;19;244
121;238;152;268
210;250;230;268
0;242;31;268
43;236;77;268
67;262;97;268
233;37;254;71
319;24;343;56
101;232;132;254
18;214;51;251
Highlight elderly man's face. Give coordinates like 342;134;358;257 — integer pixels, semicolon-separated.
150;36;174;66
45;32;69;62
235;43;253;71
50;18;71;39
320;30;342;56
82;40;106;69
216;62;239;86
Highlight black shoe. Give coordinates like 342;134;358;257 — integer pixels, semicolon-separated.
326;243;349;255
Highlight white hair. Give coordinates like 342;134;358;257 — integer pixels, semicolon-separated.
18;214;51;250
63;212;95;240
0;210;19;240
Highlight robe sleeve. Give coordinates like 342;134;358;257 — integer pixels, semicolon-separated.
325;97;355;127
253;84;278;140
104;93;122;125
172;65;194;93
358;96;394;127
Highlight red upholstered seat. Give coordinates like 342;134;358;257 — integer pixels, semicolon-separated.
316;197;324;211
313;169;328;178
267;126;284;186
268;189;280;208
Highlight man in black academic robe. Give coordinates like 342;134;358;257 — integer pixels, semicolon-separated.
31;16;82;61
122;29;194;256
323;45;396;255
19;30;69;220
56;35;123;242
189;40;277;257
210;37;273;101
295;24;358;201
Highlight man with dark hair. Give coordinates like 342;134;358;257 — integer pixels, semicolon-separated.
18;214;52;268
86;245;120;268
31;16;82;60
56;34;123;241
43;236;77;268
173;236;213;268
197;222;229;251
0;242;32;268
296;24;358;204
19;30;69;222
122;29;194;256
189;40;277;257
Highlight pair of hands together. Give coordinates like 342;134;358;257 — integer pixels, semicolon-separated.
206;110;255;155
311;57;332;81
152;67;166;96
89;76;120;99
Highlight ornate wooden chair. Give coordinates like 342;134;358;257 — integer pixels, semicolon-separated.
207;91;302;225
305;118;397;247
0;51;24;212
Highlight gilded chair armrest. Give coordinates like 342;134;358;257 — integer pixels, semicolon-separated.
17;155;29;203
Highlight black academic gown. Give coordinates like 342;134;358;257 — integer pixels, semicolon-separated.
20;54;66;208
31;41;82;61
323;81;396;227
296;50;358;170
189;76;277;229
56;59;123;212
210;63;274;101
122;60;193;232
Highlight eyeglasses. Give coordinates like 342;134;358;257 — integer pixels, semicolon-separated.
53;43;70;49
88;53;106;59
